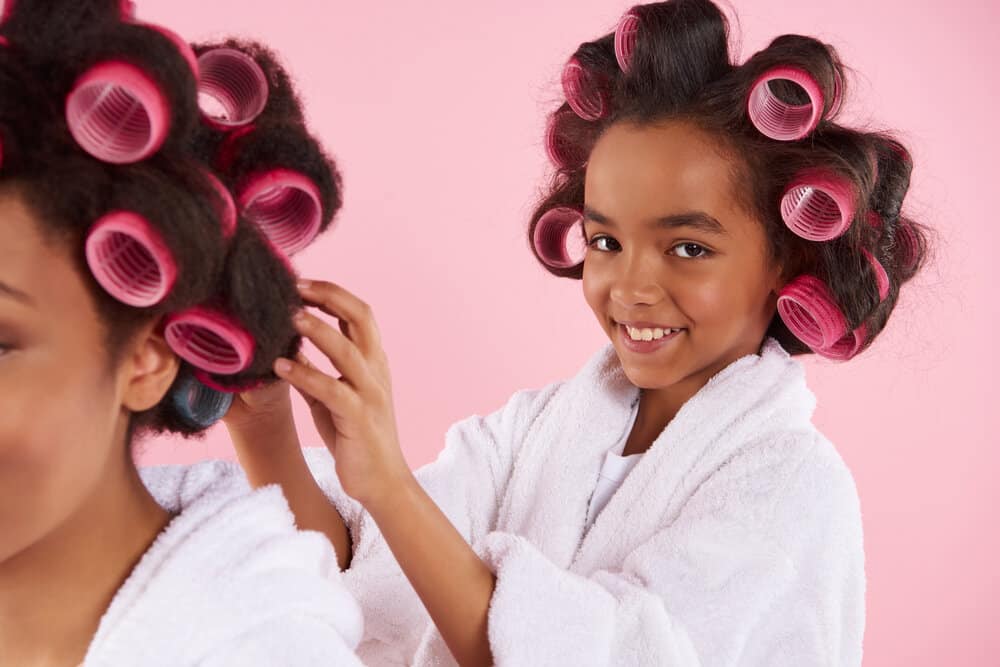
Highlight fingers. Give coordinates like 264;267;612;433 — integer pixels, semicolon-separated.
297;280;381;356
274;355;356;417
292;310;375;392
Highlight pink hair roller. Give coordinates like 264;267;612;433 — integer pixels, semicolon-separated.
141;22;199;79
777;274;847;350
85;211;177;307
896;220;920;272
561;58;606;122
544;109;588;170
165;307;255;375
614;8;640;73
747;67;824;141
66;61;171;164
819;325;865;361
861;248;890;302
237;168;322;256
197;48;268;129
533;206;587;269
780;169;856;241
201;169;237;239
119;0;137;20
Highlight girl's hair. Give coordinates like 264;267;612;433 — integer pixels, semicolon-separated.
0;0;343;436
532;0;929;359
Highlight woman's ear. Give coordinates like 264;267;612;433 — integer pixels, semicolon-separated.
121;322;180;413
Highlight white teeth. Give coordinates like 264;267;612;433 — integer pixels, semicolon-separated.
624;325;681;342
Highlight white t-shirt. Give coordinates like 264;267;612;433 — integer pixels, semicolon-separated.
584;397;642;531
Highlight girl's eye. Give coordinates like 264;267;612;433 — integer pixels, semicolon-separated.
672;242;710;259
588;235;621;252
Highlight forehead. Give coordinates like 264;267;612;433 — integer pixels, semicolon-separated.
0;190;87;313
585;120;746;224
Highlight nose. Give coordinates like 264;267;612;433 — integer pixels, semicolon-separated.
609;249;665;308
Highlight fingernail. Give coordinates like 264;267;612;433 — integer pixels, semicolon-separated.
297;279;313;291
293;311;308;325
274;359;292;374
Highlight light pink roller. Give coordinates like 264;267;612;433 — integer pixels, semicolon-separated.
780;170;856;241
66;61;170;164
85;211;177;307
237;168;322;256
747;67;824;141
197;48;268;129
561;57;606;122
201;169;237;239
533;206;587;269
614;8;640;73
861;248;890;302
819;325;865;361
777;274;847;350
544;109;587;170
165;307;255;375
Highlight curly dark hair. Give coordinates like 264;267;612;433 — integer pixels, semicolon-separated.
531;0;929;358
0;0;343;437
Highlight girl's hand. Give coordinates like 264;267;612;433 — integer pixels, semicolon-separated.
274;279;412;510
222;378;295;441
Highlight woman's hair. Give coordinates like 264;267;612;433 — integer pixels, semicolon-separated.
532;0;929;359
0;0;343;436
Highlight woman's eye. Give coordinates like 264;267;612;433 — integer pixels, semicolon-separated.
673;242;710;259
588;236;621;252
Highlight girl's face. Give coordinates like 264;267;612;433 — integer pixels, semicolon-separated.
0;189;176;564
583;120;783;391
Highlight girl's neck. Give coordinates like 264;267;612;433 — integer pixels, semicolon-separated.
0;440;170;667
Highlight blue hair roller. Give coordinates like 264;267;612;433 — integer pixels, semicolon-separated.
171;371;234;429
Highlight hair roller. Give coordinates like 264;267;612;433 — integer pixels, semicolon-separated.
747;67;824;141
561;57;607;122
85;210;177;307
165;306;256;375
138;22;199;79
614;7;641;73
65;23;199;164
196;47;269;129
532;206;587;269
894;218;921;275
818;325;865;361
861;248;890;302
544;107;592;170
777;274;848;350
216;122;341;257
171;369;234;429
780;168;856;241
200;168;237;239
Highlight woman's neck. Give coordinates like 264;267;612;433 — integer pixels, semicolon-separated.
0;444;170;667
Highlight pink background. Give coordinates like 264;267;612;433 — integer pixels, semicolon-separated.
134;0;996;663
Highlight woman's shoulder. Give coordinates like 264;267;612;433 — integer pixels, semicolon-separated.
85;459;363;665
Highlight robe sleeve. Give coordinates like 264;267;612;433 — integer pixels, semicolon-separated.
474;434;865;667
303;384;561;665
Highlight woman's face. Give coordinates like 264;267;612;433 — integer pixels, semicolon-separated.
0;188;174;564
583;120;783;391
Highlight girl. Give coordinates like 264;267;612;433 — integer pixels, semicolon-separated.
227;0;928;665
0;1;362;664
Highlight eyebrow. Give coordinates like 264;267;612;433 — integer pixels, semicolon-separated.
0;280;35;307
583;206;728;236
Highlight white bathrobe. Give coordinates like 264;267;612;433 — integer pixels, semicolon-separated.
82;458;364;666
306;338;865;666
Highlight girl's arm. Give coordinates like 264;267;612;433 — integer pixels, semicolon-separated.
223;383;353;571
274;279;497;667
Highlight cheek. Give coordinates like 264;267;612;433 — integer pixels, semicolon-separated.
581;261;608;319
0;349;119;562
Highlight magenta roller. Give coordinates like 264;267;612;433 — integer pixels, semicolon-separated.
780;169;856;241
819;325;865;361
614;8;640;74
747;67;824;141
141;22;199;79
561;57;606;122
895;220;920;273
777;274;848;351
237;168;322;256
65;61;171;164
85;211;177;308
533;206;587;269
165;307;255;375
197;48;268;129
861;248;890;302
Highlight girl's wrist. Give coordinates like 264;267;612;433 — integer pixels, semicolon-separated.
364;464;420;522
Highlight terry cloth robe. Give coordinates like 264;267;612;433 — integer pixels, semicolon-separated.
305;338;866;666
81;459;365;667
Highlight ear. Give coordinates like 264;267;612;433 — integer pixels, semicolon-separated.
121;322;180;413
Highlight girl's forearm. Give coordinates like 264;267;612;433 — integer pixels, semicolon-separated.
368;475;495;667
229;421;352;570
